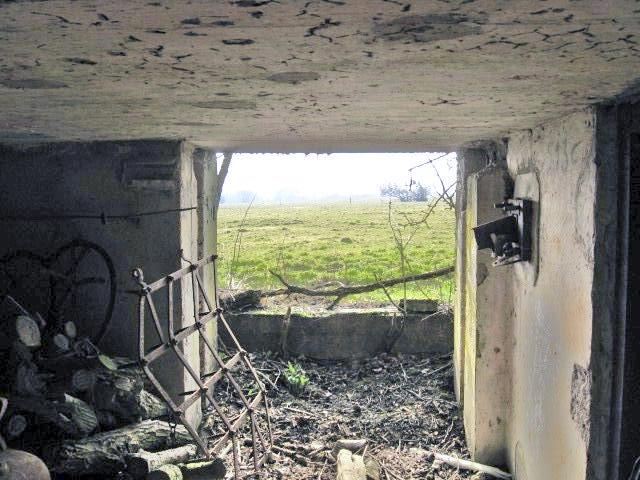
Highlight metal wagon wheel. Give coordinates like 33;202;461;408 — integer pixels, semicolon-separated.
48;239;116;346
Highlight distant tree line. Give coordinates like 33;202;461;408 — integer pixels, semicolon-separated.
379;181;431;202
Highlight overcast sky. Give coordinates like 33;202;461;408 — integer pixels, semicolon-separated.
220;152;457;202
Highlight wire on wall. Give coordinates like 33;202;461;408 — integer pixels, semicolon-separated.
0;206;197;224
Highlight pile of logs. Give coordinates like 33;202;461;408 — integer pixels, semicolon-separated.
0;295;224;479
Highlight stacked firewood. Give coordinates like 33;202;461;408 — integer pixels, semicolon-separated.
0;295;224;479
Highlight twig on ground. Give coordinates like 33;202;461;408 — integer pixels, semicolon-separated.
283;406;320;418
377;458;405;480
256;369;279;391
317;458;327;479
429;361;454;376
432;452;512;479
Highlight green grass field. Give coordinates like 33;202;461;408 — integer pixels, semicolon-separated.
216;201;456;306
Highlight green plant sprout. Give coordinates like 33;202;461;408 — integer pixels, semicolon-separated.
283;361;309;395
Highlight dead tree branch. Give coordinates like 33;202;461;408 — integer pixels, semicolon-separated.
432;164;456;209
264;266;454;309
373;274;406;315
214;152;232;210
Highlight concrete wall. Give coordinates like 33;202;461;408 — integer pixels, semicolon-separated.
0;140;218;416
220;310;453;360
454;107;624;479
505;110;597;480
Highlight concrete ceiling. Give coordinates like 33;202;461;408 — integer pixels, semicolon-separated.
0;0;639;152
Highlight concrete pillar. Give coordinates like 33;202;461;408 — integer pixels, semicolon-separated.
462;166;512;465
193;148;219;379
453;149;488;404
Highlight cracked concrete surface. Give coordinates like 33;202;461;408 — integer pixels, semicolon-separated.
0;0;639;151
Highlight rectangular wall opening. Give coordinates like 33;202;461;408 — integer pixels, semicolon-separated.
212;152;474;478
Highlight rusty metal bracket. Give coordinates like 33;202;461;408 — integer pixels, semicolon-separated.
473;197;533;267
133;254;273;479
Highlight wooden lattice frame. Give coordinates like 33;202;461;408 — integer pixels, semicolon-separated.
133;254;273;478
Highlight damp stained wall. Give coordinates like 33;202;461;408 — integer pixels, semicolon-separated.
505;110;597;480
453;108;608;479
0;140;215;417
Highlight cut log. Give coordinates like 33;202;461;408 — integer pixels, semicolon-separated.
137;389;169;419
10;396;77;437
64;394;98;436
127;444;198;479
4;414;28;439
10;394;97;437
179;458;226;479
71;369;97;392
432;452;512;479
63;321;77;339
93;368;167;424
336;449;367;480
0;314;41;351
47;420;192;476
13;361;48;396
147;464;183;480
15;315;42;348
0;296;41;349
49;333;71;354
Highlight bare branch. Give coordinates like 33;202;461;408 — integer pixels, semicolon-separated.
263;266;454;308
214;152;232;210
374;273;406;315
429;163;456;210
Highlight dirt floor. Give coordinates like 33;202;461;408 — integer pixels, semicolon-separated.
212;350;476;480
